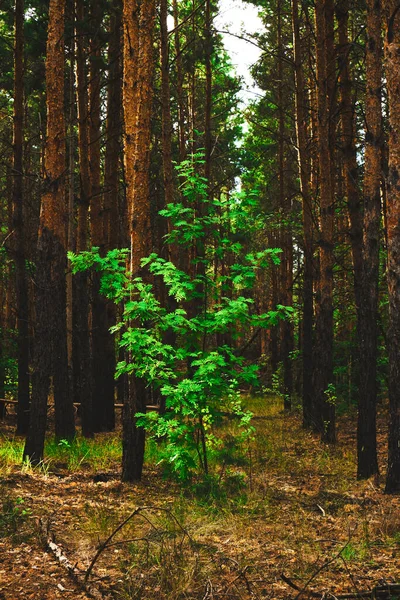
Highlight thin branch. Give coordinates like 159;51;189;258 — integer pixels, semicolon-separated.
84;505;195;584
167;0;206;36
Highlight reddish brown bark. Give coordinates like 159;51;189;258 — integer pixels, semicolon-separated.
337;0;363;311
383;0;400;493
66;32;75;405
24;0;75;463
313;0;336;443
122;0;156;481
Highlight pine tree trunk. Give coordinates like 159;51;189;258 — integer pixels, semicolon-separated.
383;0;400;493
160;0;177;416
89;0;115;432
103;0;122;426
66;34;75;411
24;0;75;462
160;0;174;212
337;0;363;311
13;0;30;435
313;0;336;443
122;0;156;482
277;0;293;410
292;0;313;427
0;283;6;420
204;0;212;187
357;0;382;479
269;232;280;381
74;0;93;437
104;0;122;254
172;0;186;162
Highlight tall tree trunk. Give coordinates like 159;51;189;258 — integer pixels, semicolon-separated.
24;0;75;463
160;0;175;241
122;0;156;482
269;231;280;380
13;0;30;435
357;0;382;479
160;0;174;212
103;0;122;426
160;0;177;415
313;0;336;443
104;0;122;254
74;0;93;437
172;0;186;162
89;0;115;432
66;31;75;411
292;0;313;427
0;281;6;420
383;0;400;493
204;0;212;187
277;0;293;410
337;0;363;312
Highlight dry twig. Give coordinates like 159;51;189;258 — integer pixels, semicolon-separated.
40;517;111;600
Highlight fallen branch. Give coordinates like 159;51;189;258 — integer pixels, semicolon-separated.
281;573;322;598
40;518;111;600
281;535;357;599
84;505;195;584
281;573;400;599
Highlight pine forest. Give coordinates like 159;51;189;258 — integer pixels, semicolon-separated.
0;0;399;597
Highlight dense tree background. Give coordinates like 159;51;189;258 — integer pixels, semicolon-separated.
0;0;399;492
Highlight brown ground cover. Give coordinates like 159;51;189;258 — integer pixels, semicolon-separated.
0;396;399;599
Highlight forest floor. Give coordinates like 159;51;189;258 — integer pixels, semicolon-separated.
0;396;399;600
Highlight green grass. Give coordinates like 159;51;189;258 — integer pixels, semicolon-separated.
0;433;122;475
0;437;25;474
44;435;122;471
0;395;356;487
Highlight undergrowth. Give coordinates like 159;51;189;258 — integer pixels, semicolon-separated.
0;495;33;543
0;396;399;599
0;433;122;474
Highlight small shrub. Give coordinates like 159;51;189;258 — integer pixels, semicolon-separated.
0;496;32;542
70;152;292;482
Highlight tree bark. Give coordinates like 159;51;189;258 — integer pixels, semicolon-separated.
383;0;400;493
104;0;122;254
13;0;30;435
160;0;174;213
204;0;212;187
277;0;293;411
122;0;156;481
0;283;6;420
172;0;186;163
66;28;75;413
24;0;75;463
337;0;363;312
313;0;336;443
357;0;382;479
103;0;122;427
89;0;115;432
292;0;313;427
74;0;93;437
